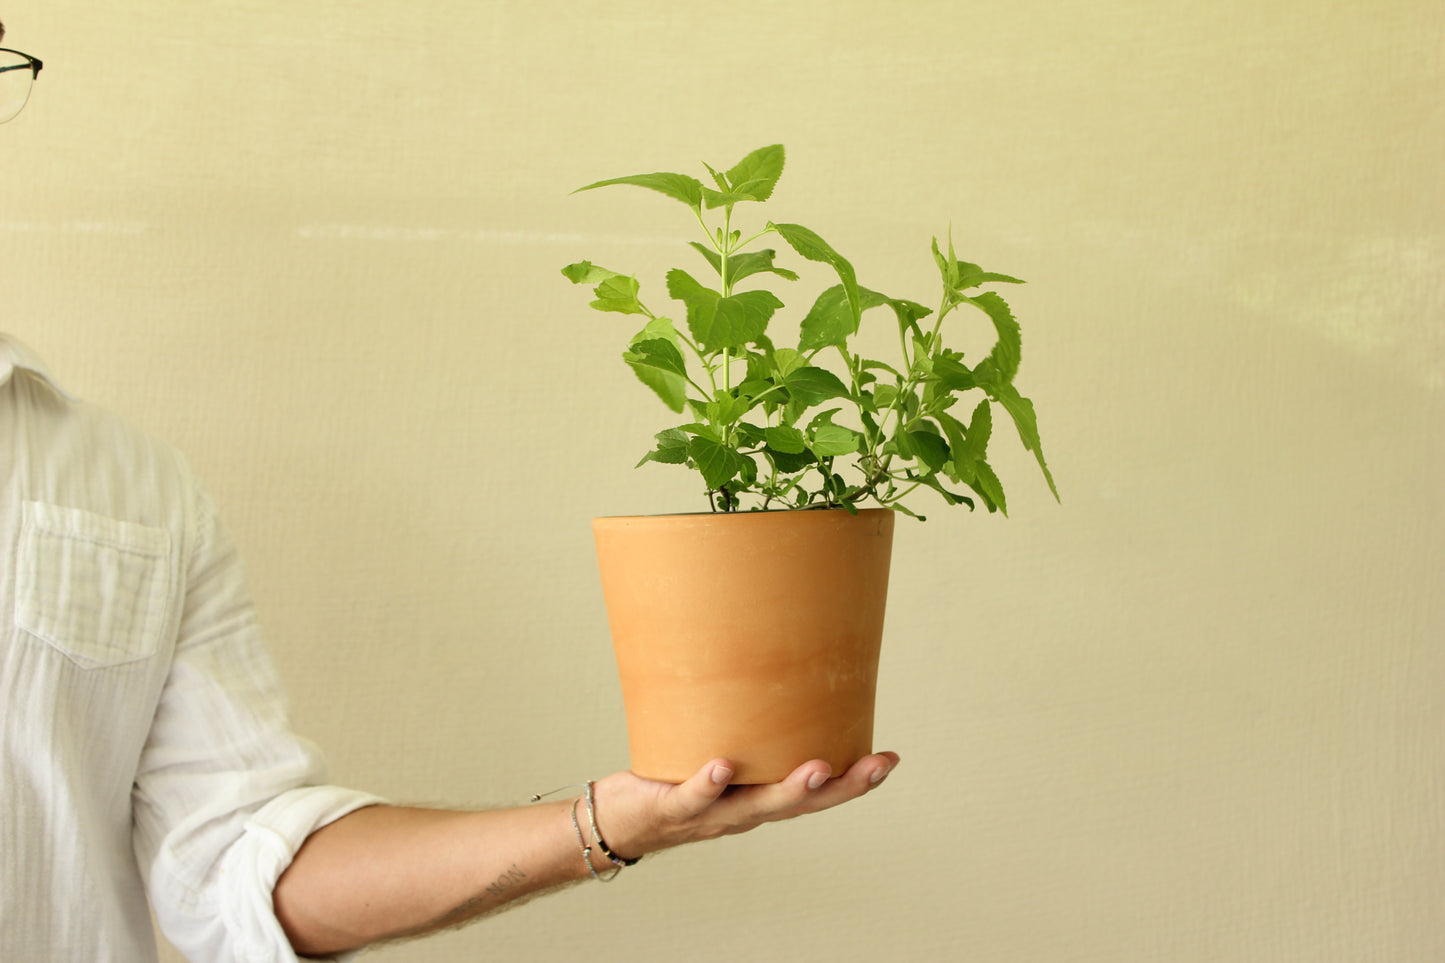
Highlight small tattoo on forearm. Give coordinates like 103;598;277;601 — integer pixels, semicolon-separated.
482;863;528;900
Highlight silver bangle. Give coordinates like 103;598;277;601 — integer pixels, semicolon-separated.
530;780;640;881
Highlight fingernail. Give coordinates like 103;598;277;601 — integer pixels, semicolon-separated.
869;765;891;785
807;771;829;790
712;765;734;785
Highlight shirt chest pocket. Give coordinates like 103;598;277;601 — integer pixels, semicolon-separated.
15;502;175;669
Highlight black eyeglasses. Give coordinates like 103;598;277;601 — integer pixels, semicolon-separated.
0;48;43;124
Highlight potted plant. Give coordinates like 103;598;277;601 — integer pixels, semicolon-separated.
564;144;1056;783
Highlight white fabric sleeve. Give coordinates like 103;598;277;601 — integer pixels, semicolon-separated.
133;476;385;961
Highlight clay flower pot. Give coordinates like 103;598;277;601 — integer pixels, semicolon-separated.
592;508;894;784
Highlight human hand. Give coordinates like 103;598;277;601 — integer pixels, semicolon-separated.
590;752;899;861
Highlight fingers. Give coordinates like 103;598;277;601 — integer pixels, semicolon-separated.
781;752;899;814
718;752;899;825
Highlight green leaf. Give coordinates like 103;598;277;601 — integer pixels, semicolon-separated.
574;171;703;211
799;284;931;352
666;269;721;345
771;347;806;378
765;445;816;474
702;187;765;208
590;274;646;315
710;291;783;350
706;390;750;427
770;222;861;331
916;473;975;511
737;453;759;489
987;381;1059;501
783;365;851;406
734;422;767;447
636;427;691;467
809;424;862;457
622;337;688;413
907;429;950;471
687;435;743;489
932;356;976;392
964;291;1021;383
561;260;622;285
763;425;807;454
966;400;993;458
971;458;1008;515
690;245;799;285
725;144;786;202
957;266;1026;288
668;270;782;351
798;285;855;352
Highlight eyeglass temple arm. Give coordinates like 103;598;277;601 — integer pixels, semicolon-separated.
0;58;41;77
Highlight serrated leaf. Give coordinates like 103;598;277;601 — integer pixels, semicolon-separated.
701;160;730;192
809;424;862;457
957;266;1026;288
799;284;932;352
689;242;724;276
963;291;1021;383
636;427;691;467
724;144;786;202
710;291;783;349
932;356;976;391
622;337;688;413
666;269;721;345
735;422;767;447
590;274;646;315
770;222;861;331
702;187;764;208
987;381;1059;500
783;365;851;406
908;429;950;471
971;458;1008;515
916;473;975;512
763;425;807;454
687;435;742;489
574;171;703;211
669;268;782;351
798;285;855;351
723;247;800;284
966;400;993;458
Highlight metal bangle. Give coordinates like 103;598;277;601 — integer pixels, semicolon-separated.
583;780;642;868
531;781;638;881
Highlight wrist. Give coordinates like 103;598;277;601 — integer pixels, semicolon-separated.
590;772;655;862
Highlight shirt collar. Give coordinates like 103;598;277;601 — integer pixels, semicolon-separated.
0;334;78;402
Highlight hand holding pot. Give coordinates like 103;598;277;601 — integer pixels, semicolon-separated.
590;751;900;860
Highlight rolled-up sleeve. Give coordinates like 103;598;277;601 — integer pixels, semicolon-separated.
132;480;383;961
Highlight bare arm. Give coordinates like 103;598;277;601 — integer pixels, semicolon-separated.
272;752;898;957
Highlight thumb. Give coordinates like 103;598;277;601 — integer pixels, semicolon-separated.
664;758;734;818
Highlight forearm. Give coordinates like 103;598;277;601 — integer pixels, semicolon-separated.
272;801;588;957
272;752;898;958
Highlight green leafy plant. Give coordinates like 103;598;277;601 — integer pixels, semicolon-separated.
563;144;1057;519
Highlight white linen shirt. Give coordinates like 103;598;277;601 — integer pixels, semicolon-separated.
1;335;383;962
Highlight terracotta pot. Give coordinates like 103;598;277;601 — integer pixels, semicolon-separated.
592;508;894;784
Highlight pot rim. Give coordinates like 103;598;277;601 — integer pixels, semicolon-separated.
593;506;895;521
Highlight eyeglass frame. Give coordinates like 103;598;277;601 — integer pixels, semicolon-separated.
0;48;43;80
0;48;43;123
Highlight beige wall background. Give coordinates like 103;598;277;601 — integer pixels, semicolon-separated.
3;1;1442;960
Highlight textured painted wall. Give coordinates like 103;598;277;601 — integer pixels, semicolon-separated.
2;1;1441;960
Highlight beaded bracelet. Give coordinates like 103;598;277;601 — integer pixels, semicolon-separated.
530;780;641;881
